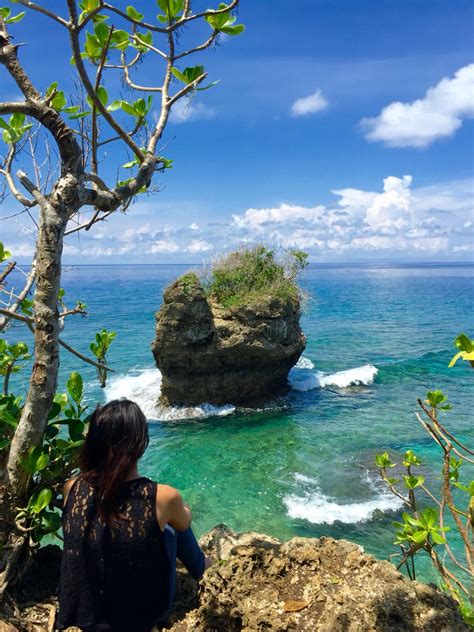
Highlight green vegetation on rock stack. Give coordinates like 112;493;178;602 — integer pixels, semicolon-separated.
203;246;308;308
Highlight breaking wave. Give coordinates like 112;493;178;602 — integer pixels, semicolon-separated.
288;363;378;391
284;473;402;525
104;368;235;421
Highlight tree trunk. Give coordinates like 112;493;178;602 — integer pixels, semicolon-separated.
0;202;67;597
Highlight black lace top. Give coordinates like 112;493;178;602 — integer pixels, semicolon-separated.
57;476;170;632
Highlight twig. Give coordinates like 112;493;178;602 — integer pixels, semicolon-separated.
0;261;16;285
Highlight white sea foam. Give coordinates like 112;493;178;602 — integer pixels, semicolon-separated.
284;473;403;525
295;356;315;370
104;368;235;421
284;491;402;525
288;364;378;391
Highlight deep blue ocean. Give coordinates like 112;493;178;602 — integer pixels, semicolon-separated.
6;263;474;582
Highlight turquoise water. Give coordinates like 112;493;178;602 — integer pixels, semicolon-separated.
7;263;474;581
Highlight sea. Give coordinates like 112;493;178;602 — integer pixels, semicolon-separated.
6;262;474;582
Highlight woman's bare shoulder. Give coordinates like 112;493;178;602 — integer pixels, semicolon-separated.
156;483;182;504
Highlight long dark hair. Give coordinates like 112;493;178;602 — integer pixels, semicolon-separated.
80;399;149;524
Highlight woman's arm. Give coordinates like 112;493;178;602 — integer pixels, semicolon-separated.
156;484;192;532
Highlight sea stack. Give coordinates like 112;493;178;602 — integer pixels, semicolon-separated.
152;247;306;406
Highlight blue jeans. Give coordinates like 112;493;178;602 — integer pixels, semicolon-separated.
163;525;205;607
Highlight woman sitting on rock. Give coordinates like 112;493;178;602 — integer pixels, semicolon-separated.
57;399;209;632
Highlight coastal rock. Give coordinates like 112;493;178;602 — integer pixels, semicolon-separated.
1;528;467;631
169;525;468;632
152;274;306;406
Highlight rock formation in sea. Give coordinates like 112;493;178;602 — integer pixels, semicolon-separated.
152;268;306;406
4;526;467;631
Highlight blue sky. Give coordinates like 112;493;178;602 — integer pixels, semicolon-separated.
1;0;473;262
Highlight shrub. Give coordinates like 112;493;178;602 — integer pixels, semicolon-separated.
375;334;473;626
202;246;308;308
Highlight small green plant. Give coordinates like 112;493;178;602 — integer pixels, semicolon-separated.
177;271;201;295
0;340;30;395
449;333;474;368
0;241;12;263
90;329;116;387
376;335;473;625
203;246;308;308
1;371;89;544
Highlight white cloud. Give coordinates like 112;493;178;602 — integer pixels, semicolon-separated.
9;176;469;263
364;175;413;231
361;64;474;147
231;176;473;259
290;89;328;117
187;240;213;254
147;240;180;254
232;203;326;230
169;99;215;124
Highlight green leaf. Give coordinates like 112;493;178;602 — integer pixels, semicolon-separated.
5;10;25;24
110;29;129;51
107;100;123;112
47;402;62;421
221;24;245;35
68;110;92;120
402;450;421;467
10;113;25;129
67;372;83;404
375;452;395;468
126;5;144;21
454;333;473;353
86;86;109;109
171;67;188;84
430;531;446;545
403;474;425;489
51;91;67;112
35;452;50;471
449;333;474;367
421;507;438;528
30;488;53;514
41;511;61;533
120;101;138;116
94;21;109;46
411;530;428;545
425;390;448;408
0;241;12;262
54;392;68;410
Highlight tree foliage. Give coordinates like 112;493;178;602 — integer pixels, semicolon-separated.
375;335;474;625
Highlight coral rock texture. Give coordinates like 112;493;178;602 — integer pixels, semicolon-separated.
152;275;305;406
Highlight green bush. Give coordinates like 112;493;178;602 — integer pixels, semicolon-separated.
203;246;308;308
1;370;89;544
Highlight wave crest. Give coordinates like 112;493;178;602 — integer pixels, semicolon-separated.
104;368;235;421
289;364;378;391
284;473;402;525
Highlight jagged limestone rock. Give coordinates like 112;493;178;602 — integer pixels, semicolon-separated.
152;274;306;406
169;525;469;632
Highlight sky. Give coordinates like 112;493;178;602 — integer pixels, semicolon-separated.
0;0;473;263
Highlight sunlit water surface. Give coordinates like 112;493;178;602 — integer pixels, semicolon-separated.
8;263;474;582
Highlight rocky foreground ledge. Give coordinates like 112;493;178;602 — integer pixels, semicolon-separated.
1;526;467;631
168;525;467;631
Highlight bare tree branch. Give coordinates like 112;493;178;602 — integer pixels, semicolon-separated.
66;0;144;161
13;1;69;28
0;146;36;207
0;260;35;331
